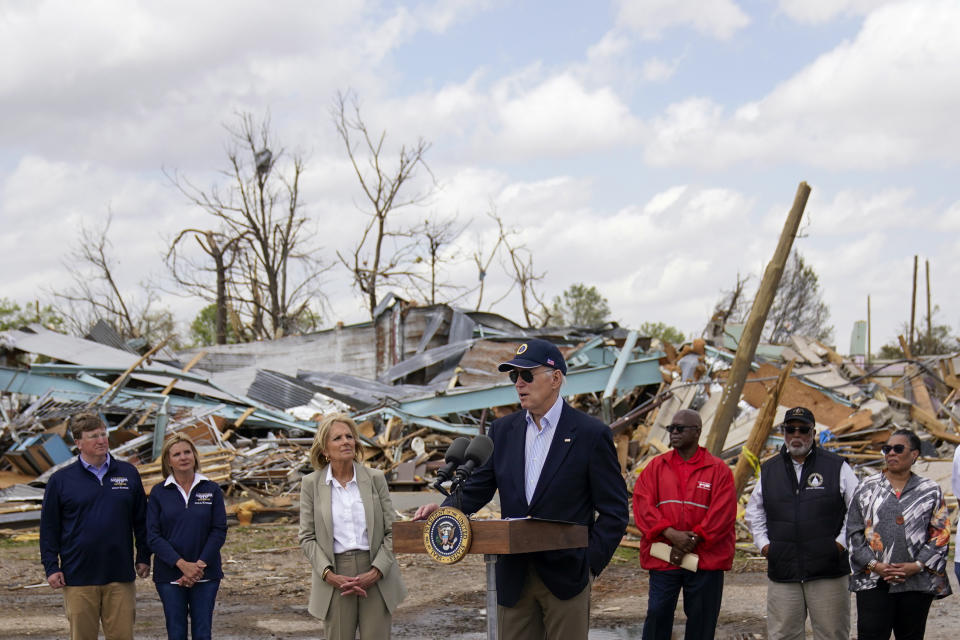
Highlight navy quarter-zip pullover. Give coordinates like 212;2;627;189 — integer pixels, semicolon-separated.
147;476;227;583
39;455;150;585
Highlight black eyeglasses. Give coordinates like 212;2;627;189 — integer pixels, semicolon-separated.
783;425;813;435
881;444;912;455
508;369;553;384
665;424;699;434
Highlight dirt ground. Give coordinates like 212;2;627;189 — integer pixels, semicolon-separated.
1;522;957;639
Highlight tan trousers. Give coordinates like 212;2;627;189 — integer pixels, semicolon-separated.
767;576;851;640
497;564;591;640
63;581;136;640
325;550;391;640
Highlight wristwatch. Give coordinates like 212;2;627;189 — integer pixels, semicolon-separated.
867;559;878;572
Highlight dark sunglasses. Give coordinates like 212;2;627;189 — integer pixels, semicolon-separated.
782;425;813;435
881;444;912;455
508;369;552;384
665;424;699;434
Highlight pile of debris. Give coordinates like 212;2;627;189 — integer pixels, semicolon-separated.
1;297;958;546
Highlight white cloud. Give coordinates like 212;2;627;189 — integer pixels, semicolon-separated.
778;0;898;24
807;188;923;235
615;0;750;40
495;74;643;155
644;185;688;214
646;0;960;170
937;200;960;231
642;56;682;82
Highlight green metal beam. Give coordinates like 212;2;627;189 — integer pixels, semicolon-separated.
396;355;663;417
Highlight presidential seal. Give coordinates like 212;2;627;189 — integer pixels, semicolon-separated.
423;506;472;564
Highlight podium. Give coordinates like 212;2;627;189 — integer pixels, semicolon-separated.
394;519;587;639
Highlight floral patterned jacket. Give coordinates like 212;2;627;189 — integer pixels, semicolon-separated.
846;470;952;597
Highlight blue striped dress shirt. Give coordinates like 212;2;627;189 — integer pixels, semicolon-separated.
524;395;564;504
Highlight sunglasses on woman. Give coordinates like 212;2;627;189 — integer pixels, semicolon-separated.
782;425;813;435
508;369;553;384
880;444;912;455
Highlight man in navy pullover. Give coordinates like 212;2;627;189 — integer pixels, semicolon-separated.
40;412;150;640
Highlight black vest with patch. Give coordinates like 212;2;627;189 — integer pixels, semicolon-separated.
760;446;849;582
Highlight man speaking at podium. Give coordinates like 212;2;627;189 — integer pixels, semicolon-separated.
415;339;628;639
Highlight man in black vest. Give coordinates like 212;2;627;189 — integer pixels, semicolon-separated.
744;406;859;640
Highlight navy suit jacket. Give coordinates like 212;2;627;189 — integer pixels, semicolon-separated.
444;401;628;606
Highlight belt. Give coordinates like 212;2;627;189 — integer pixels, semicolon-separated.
335;549;369;556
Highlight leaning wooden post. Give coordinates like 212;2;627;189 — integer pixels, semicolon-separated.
705;182;811;455
733;359;795;495
909;255;918;354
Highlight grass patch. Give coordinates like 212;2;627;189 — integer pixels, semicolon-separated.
0;535;41;561
223;523;299;555
610;546;639;564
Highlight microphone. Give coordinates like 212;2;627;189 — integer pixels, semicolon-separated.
432;437;470;489
451;435;494;488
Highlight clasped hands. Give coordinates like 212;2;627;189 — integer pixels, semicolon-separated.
325;567;382;598
176;558;206;588
870;561;923;584
663;527;699;565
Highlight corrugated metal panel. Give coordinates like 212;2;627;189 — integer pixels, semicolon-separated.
2;326;235;402
84;320;137;353
247;370;317;410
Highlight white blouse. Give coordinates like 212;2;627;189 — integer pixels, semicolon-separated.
325;465;370;553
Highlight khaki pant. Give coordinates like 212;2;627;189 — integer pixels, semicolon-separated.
498;564;591;640
63;581;136;640
325;550;391;640
767;576;850;640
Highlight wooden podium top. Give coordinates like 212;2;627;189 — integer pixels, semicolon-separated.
393;518;588;555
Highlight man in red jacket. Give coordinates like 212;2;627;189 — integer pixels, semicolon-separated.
633;409;736;640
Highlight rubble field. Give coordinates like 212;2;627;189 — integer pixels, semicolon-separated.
1;523;958;639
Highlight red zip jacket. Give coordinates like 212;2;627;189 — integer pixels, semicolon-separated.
633;447;736;571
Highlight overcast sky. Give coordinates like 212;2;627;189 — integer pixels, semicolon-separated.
2;0;958;352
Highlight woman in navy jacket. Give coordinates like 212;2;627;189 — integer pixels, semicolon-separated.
147;433;227;640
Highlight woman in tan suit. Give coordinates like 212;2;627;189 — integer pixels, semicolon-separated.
299;413;406;639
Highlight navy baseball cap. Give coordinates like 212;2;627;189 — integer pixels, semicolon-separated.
498;339;567;374
784;406;815;425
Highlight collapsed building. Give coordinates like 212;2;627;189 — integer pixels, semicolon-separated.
1;296;958;550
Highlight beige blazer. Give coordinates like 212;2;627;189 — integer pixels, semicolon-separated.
298;462;407;620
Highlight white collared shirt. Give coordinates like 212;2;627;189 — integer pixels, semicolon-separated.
524;394;564;505
325;464;370;553
745;454;859;551
164;472;210;505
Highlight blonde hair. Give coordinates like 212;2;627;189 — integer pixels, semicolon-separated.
161;432;201;478
309;413;364;469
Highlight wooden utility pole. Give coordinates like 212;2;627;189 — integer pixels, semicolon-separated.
867;295;872;366
909;255;918;354
733;359;796;494
706;182;811;455
925;259;932;347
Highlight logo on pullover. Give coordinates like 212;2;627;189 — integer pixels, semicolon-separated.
697;481;712;491
110;476;129;490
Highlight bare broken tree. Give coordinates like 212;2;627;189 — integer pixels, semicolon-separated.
413;214;467;305
166;112;327;340
504;236;552;327
52;213;170;343
765;250;833;344
333;91;436;317
467;206;550;326
471;208;507;312
165;229;245;344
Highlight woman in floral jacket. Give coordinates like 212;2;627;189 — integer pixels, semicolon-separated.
846;429;952;640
